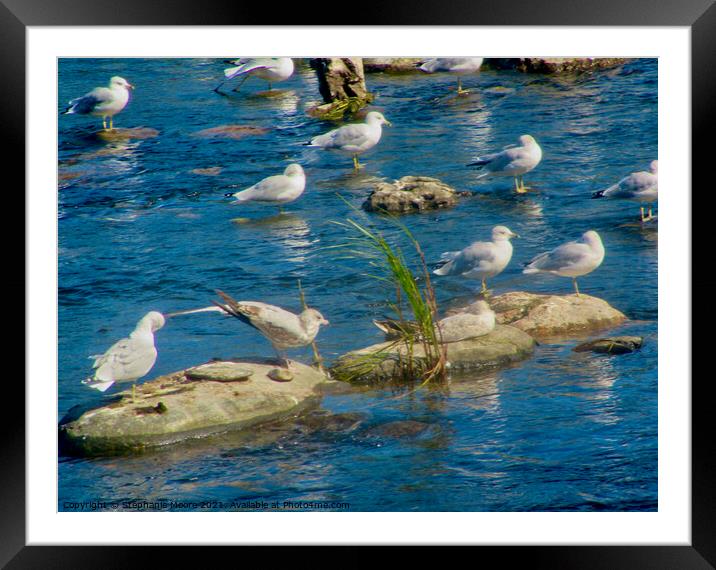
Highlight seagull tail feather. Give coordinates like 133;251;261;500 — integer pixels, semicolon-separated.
82;377;115;392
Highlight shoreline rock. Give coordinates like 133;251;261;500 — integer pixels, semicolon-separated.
332;324;535;383
574;336;644;354
485;58;628;74
59;360;328;457
452;292;627;341
363;176;469;213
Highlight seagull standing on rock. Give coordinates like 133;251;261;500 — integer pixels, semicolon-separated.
419;57;484;95
306;111;392;170
231;164;306;213
592;160;658;222
523;230;605;296
433;225;519;294
215;57;294;93
468;135;543;193
62;76;134;131
212;290;329;369
83;311;165;399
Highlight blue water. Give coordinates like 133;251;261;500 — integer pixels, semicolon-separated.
58;58;657;511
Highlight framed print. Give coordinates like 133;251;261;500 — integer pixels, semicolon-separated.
6;0;712;565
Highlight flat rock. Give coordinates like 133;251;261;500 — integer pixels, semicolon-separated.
573;336;644;354
461;292;627;340
96;127;160;141
363;58;425;73
193;125;269;139
486;58;628;74
332;324;535;383
185;362;253;382
59;360;328;457
363;176;468;213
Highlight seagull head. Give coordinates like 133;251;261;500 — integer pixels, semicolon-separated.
284;163;305;177
650;160;658;174
492;225;519;240
139;311;166;332
582;230;603;245
518;134;537;146
366;111;392;127
302;308;329;326
110;76;134;90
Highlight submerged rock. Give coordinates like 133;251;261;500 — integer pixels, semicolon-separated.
59;360;328;457
193;125;269;139
364;420;431;438
332;324;535;383
96;127;160;141
363;176;468;213
461;292;627;340
486;58;628;74
190;167;222;176
574;336;644;354
363;58;425;73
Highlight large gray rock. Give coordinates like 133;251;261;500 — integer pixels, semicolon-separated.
59;360;328;456
456;292;627;340
486;58;628;74
363;176;468;213
332;324;535;383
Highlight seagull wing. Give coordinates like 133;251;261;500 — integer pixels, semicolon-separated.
66;87;113;114
233;174;292;202
437;241;496;276
525;241;589;273
310;123;370;150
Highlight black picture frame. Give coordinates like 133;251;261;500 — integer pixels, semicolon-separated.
6;0;709;566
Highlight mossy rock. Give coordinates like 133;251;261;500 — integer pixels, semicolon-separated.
332;324;535;383
460;292;627;341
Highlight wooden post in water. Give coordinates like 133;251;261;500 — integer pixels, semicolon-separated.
308;58;372;119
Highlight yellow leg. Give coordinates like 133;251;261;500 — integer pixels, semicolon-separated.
573;278;580;297
515;177;527;194
640;207;646;222
102;117;107;130
109;117;114;130
481;279;487;293
353;155;363;170
131;383;136;402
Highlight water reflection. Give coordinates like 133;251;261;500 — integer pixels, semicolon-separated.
232;213;314;265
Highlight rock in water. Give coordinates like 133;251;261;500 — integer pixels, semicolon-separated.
486;58;628;73
573;336;644;354
364;176;467;213
96;127;159;141
332;324;535;383
59;360;328;456
472;292;627;340
363;58;425;73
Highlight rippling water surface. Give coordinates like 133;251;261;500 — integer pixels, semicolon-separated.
58;58;657;511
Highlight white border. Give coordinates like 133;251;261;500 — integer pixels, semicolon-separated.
28;26;690;545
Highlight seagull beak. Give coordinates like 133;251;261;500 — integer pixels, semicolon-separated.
321;318;330;326
127;83;135;90
385;120;393;127
511;232;520;238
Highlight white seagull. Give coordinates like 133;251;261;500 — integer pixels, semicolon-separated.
215;57;294;93
468;135;543;193
433;225;519;293
593;160;658;222
83;311;165;398
419;57;484;94
62;76;134;131
307;111;392;170
436;300;496;342
523;230;605;296
232;164;306;213
213;290;329;368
